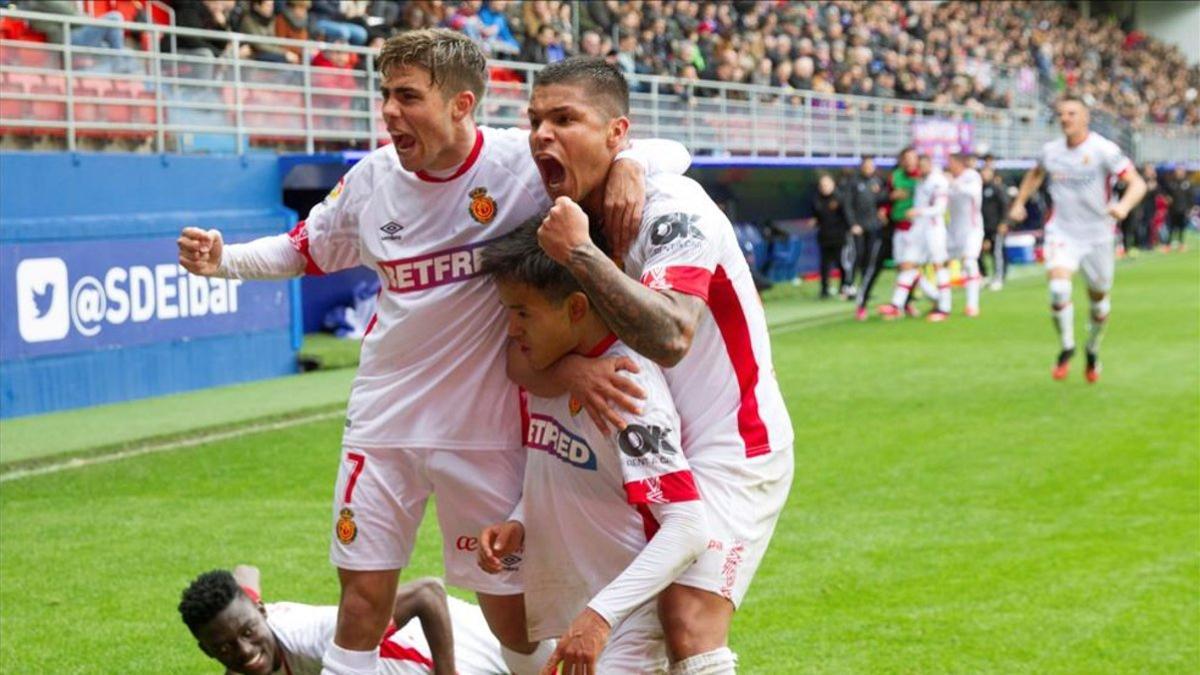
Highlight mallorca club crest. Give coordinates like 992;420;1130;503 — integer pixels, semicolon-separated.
468;187;497;224
336;507;357;544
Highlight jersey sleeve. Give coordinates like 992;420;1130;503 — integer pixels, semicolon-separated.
632;208;721;302
266;602;338;664
1100;139;1134;179
286;169;367;275
611;358;700;505
618;139;692;177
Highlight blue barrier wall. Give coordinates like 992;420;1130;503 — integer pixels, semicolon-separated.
0;152;299;419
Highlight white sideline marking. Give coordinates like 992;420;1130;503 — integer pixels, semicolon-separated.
0;409;343;483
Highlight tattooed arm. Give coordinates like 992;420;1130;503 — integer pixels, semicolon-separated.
539;197;705;368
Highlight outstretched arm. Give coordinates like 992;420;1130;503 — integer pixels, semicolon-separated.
1008;166;1045;223
392;578;455;675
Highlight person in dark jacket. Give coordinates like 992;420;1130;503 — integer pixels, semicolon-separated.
844;156;887;318
812;174;851;299
1161;165;1196;250
979;162;1010;288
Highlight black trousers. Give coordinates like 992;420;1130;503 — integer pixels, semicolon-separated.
1168;212;1188;245
980;229;1006;281
818;242;848;297
853;230;885;309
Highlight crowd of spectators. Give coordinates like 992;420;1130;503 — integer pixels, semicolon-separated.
6;0;1199;128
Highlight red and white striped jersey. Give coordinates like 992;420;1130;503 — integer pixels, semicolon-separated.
621;173;794;461
1038;132;1134;243
521;336;701;641
262;596;505;674
948;168;983;234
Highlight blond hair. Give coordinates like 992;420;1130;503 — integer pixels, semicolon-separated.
377;29;487;104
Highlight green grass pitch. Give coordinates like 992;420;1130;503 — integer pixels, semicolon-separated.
1;250;1196;673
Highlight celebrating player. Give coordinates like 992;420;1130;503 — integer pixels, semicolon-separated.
946;152;985;317
176;30;690;675
880;154;951;321
1008;96;1146;382
179;566;506;674
521;58;795;674
477;221;710;674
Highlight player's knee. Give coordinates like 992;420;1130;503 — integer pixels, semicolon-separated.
1048;278;1072;310
1090;295;1111;319
658;586;732;659
667;647;738;675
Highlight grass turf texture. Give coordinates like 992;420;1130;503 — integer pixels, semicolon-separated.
1;250;1196;672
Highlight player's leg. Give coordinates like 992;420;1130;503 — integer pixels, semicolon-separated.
426;448;553;675
326;447;433;675
1080;241;1115;383
660;449;794;670
962;229;984;316
881;230;918;318
595;602;670;674
1044;234;1081;380
927;227;951;320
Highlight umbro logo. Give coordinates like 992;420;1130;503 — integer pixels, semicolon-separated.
380;221;404;241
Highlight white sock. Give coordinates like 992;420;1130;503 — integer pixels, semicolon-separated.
321;643;379;675
935;267;951;313
1086;296;1110;353
917;272;939;300
891;268;918;307
964;258;981;312
502;640;557;675
1049;278;1075;351
669;647;739;675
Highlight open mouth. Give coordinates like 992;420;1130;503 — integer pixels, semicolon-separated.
241;651;266;673
535;154;567;190
392;132;417;152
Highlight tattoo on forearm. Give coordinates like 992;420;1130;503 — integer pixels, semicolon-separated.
567;244;686;363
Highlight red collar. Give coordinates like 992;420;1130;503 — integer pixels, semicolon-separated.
582;333;618;358
415;128;484;183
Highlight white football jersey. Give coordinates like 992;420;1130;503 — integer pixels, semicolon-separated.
289;127;549;450
261;596;506;675
1039;132;1134;242
948;168;983;233
521;337;701;642
912;168;950;229
621;173;794;462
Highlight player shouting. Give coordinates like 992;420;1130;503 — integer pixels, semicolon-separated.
177;30;689;675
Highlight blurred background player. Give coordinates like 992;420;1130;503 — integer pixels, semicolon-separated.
845;156;888;320
478;220;709;674
811;173;852;300
979;156;1010;290
179;567;507;675
947;152;985;317
878;147;922;319
1162;164;1196;251
1008;96;1146;383
880;154;950;321
526;58;794;675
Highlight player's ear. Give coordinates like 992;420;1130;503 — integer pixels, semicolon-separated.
450;89;476;121
566;291;589;323
607;116;630;149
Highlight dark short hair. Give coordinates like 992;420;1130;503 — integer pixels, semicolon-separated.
1058;94;1087;109
480;218;584;303
533;57;630;118
896;145;916;162
179;570;242;635
949;152;970;162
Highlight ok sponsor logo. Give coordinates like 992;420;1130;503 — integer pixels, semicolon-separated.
618;424;679;468
13;256;244;344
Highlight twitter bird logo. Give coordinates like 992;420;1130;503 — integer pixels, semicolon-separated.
32;282;54;319
17;257;70;343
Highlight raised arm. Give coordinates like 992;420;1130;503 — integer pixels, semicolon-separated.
602;139;693;256
392;578;456;675
539;198;705;368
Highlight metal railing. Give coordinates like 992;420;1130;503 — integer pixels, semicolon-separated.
1;7;1197;164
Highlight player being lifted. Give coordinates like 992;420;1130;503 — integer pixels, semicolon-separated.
477;221;711;674
519;58;795;675
946;152;985;317
880;153;951;321
176;30;690;675
180;566;507;675
1008;96;1146;382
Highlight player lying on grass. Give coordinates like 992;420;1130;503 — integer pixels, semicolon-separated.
477;220;711;674
513;57;795;674
179;565;507;675
177;29;690;675
1007;96;1146;382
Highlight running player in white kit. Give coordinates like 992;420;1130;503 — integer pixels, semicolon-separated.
175;31;690;675
946;152;985;317
477;222;711;674
878;153;951;321
180;567;507;675
1008;96;1146;382
524;58;794;675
